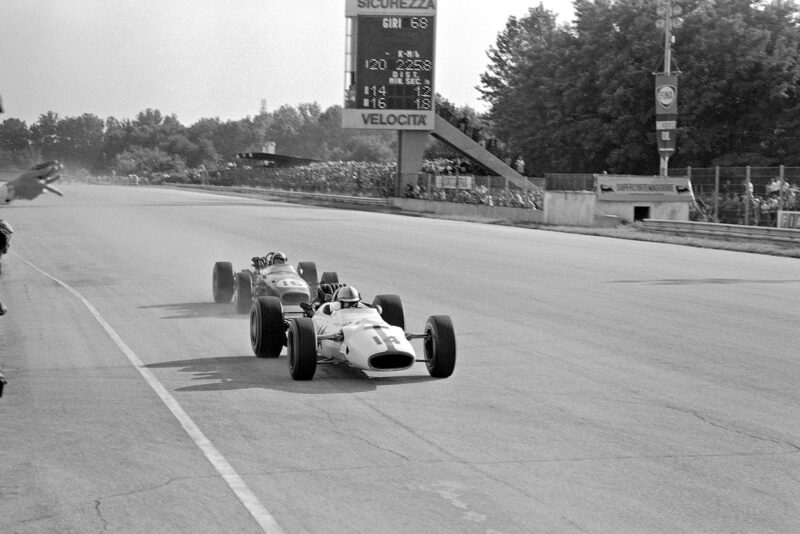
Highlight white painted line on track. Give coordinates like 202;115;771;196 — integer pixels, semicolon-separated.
17;255;285;534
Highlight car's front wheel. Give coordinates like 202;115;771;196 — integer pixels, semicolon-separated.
234;271;252;314
288;317;317;380
297;262;318;285
424;315;456;378
212;261;234;303
250;296;285;358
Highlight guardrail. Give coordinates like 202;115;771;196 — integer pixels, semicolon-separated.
170;183;390;207
641;219;800;245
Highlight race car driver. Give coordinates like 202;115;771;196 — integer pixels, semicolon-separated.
331;286;361;311
270;251;287;265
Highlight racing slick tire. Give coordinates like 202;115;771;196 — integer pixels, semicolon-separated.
320;271;339;285
373;294;405;330
424;315;456;379
250;296;285;358
288;317;317;380
234;271;253;314
297;262;318;286
212;261;234;303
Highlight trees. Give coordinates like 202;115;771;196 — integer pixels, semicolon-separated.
480;0;800;174
0;118;32;165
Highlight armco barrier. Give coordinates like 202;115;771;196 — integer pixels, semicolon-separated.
642;219;800;245
169;183;390;208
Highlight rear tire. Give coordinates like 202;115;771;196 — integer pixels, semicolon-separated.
234;271;253;314
250;296;285;358
212;262;234;303
320;271;339;285
373;294;405;330
288;318;317;380
297;262;318;285
424;315;456;378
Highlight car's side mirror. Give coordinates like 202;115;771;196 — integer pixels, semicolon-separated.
323;303;332;315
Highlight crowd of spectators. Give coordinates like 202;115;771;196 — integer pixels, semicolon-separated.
404;181;541;209
196;157;544;210
210;161;397;197
694;177;800;226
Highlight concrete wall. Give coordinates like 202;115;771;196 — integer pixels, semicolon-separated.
543;191;596;226
390;198;545;224
596;201;689;223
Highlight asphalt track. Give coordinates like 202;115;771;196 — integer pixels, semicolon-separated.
1;184;799;533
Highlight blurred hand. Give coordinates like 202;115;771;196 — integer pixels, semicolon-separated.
5;161;64;202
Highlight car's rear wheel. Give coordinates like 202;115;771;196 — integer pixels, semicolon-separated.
288;318;317;380
373;294;405;329
212;261;234;303
296;262;318;285
424;315;456;378
234;271;252;314
320;271;339;285
250;296;285;358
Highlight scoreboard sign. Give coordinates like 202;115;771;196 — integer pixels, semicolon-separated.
343;0;436;130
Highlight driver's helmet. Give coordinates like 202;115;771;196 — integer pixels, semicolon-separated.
0;220;13;235
334;286;360;309
272;251;287;265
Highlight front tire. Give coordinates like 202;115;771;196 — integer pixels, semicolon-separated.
234;271;253;314
373;294;405;330
250;296;285;358
424;315;456;378
212;261;234;303
297;262;318;285
288;318;317;380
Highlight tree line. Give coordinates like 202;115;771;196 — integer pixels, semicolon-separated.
2;0;799;179
481;0;800;176
0;104;405;179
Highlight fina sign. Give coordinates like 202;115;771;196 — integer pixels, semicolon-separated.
655;73;678;157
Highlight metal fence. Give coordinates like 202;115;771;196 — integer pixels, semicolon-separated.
544;167;800;227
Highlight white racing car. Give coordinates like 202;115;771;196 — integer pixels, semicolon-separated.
249;284;456;381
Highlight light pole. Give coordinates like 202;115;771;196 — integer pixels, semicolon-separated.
655;0;682;176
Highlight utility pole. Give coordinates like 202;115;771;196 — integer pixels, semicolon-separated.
655;0;682;176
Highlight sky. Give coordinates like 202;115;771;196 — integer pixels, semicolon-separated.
0;1;575;127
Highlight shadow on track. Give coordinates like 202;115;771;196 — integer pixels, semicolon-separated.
140;302;240;319
147;356;436;394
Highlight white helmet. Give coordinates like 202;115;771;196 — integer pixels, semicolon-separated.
334;286;360;308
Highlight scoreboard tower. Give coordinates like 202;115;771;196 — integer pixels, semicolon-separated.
343;0;437;191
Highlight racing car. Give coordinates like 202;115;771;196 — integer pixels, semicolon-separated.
249;284;456;381
212;251;339;314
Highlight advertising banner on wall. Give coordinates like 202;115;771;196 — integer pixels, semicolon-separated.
655;74;678;157
596;174;693;202
777;210;800;229
434;174;474;190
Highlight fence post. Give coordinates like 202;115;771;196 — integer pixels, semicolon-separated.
745;166;751;226
427;172;432;200
714;166;720;222
779;165;786;210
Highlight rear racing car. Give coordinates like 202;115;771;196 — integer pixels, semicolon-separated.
212;251;339;314
249;284;456;381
